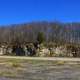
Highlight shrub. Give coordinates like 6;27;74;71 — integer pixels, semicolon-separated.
37;32;45;44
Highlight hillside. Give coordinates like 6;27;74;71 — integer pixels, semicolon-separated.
0;21;80;44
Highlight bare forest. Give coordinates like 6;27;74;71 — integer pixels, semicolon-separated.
0;21;80;44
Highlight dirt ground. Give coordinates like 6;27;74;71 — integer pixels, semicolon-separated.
0;59;80;80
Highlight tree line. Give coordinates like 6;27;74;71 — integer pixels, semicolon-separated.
0;21;80;45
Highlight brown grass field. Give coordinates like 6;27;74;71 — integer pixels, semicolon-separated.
0;57;79;80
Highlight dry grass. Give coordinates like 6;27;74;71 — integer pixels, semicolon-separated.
0;71;17;77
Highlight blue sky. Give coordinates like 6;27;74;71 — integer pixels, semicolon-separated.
0;0;80;25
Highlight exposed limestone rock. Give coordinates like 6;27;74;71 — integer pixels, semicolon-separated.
0;46;7;55
37;48;50;57
49;46;73;57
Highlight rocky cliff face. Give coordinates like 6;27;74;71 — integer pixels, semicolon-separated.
0;43;80;57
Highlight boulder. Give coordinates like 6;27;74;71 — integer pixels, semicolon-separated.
0;46;7;55
37;48;50;57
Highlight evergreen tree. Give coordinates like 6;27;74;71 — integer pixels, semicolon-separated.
37;32;45;44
